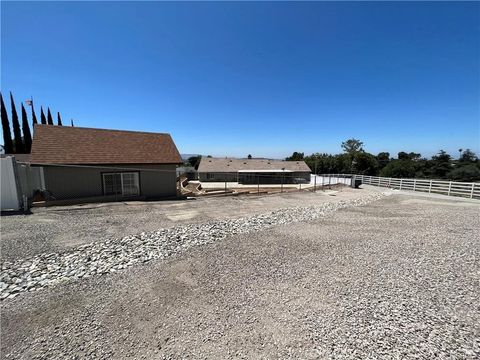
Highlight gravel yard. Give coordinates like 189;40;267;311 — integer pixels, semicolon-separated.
1;187;367;261
1;190;479;359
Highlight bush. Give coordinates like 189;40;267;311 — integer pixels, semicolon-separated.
447;164;480;182
380;160;415;178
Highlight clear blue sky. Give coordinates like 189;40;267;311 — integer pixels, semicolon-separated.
1;1;479;159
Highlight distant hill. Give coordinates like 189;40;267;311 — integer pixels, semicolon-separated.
181;154;201;160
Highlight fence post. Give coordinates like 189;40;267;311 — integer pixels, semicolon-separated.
429;180;432;193
447;182;452;196
388;178;392;188
399;179;403;190
257;175;260;196
413;179;416;191
281;173;284;193
225;174;227;195
471;183;475;199
178;171;181;195
314;174;317;192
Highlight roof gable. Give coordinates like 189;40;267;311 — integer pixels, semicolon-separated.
30;125;182;165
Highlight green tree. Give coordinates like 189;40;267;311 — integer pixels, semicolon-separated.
380;160;416;178
10;92;24;153
29;99;38;125
341;138;364;155
398;151;421;161
47;108;54;125
459;149;477;163
21;103;32;153
341;138;364;172
376;152;390;169
447;164;480;182
57;112;63;126
285;152;304;161
247;154;252;159
40;107;47;124
430;150;452;179
0;93;13;153
187;155;202;169
353;152;378;175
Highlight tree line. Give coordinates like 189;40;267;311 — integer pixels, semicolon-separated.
285;138;480;182
1;91;73;154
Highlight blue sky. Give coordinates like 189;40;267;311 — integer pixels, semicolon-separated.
1;1;479;158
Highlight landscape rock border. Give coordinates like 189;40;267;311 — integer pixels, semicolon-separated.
1;193;386;300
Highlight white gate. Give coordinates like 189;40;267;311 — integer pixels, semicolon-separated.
1;157;21;211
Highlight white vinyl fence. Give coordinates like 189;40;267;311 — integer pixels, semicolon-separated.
320;174;480;200
1;157;21;211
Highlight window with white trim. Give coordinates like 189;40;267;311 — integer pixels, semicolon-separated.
102;172;140;196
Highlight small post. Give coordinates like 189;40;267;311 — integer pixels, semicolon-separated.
471;183;475;199
447;182;452;196
178;170;181;195
281;173;284;193
314;174;317;192
22;194;29;213
399;178;403;190
388;178;392;188
413;179;417;191
225;174;227;195
257;174;260;196
429;180;432;193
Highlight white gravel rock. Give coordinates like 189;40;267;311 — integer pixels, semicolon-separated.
1;193;385;300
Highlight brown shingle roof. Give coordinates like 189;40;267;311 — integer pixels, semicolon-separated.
197;157;311;173
30;125;182;165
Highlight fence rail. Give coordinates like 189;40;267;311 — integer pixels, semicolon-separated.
320;174;480;200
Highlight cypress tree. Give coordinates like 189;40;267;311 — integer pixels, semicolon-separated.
57;112;63;126
71;119;74;127
1;93;14;153
21;103;32;153
47;107;54;125
31;99;38;125
40;107;47;124
10;92;24;153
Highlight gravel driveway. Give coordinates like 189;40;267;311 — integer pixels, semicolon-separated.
1;191;479;359
1;188;371;261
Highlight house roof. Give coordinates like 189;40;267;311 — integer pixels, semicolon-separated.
30;125;182;165
197;157;311;173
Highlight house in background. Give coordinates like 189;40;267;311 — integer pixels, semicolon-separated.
30;125;182;203
197;157;311;184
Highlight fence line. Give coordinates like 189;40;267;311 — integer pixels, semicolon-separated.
319;174;480;200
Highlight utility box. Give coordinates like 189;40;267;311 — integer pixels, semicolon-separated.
351;176;362;189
